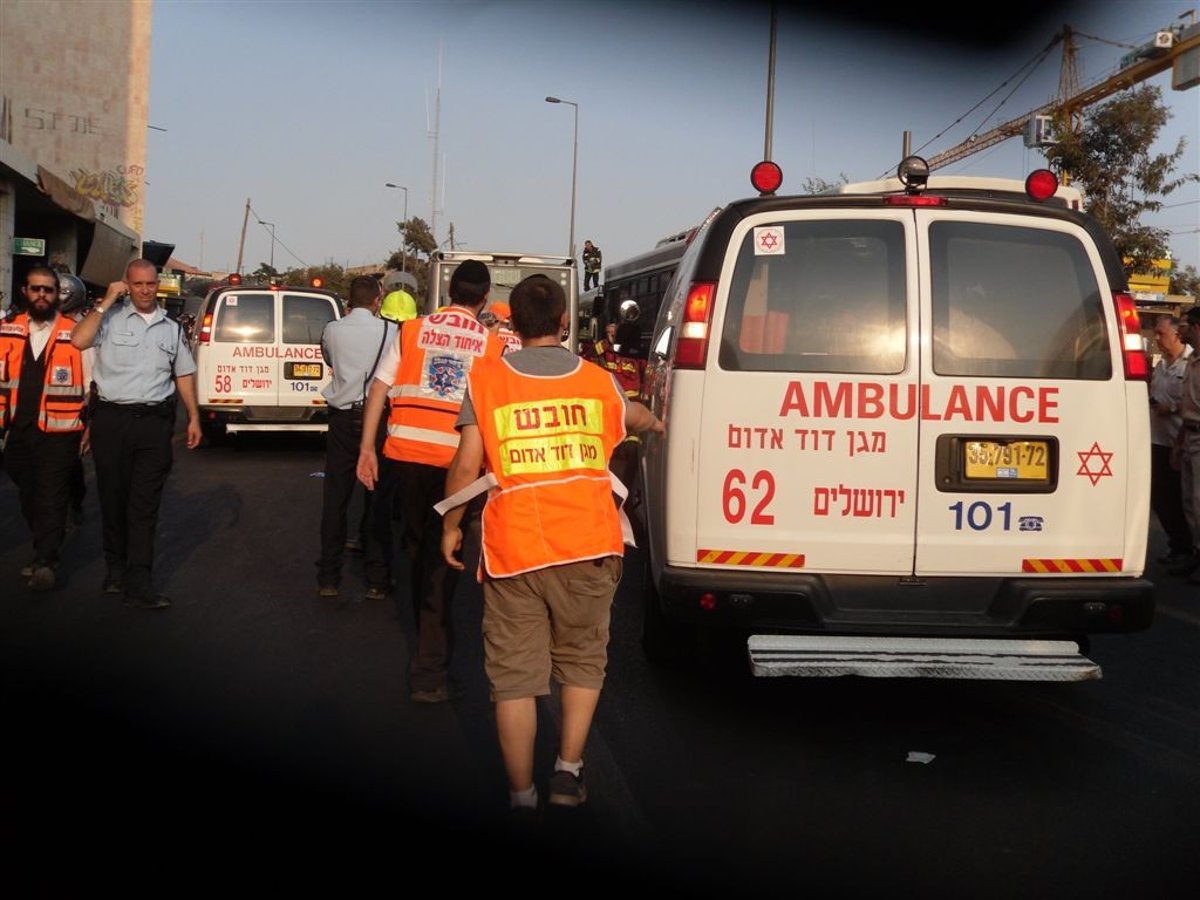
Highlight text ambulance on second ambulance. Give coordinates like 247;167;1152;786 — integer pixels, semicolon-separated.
638;156;1154;682
190;274;343;441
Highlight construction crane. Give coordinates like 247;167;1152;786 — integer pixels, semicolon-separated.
925;16;1200;171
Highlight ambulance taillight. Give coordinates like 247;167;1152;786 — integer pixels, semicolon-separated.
673;282;716;369
1113;292;1147;380
198;312;213;344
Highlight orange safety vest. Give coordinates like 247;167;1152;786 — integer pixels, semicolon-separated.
383;307;503;468
0;313;86;433
469;353;627;578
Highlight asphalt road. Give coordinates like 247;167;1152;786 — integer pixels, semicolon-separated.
3;423;1198;896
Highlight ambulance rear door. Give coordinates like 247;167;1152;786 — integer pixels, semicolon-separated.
911;210;1148;576
684;211;922;575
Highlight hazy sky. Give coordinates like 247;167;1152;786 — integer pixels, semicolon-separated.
142;0;1199;276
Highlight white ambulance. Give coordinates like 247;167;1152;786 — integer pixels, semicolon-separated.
190;275;344;441
638;156;1154;681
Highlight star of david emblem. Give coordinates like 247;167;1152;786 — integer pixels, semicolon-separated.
1075;441;1114;486
759;231;780;251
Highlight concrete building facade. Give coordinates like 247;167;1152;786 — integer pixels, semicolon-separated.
0;0;151;310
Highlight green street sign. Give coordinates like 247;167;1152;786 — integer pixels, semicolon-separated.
13;237;46;256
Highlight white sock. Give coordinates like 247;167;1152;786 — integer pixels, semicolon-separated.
510;784;537;809
554;755;583;776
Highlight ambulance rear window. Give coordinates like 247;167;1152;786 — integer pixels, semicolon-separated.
214;293;274;343
930;223;1111;380
282;294;337;344
718;220;906;374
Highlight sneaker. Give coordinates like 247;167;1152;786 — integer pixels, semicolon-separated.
547;767;587;808
365;585;388;601
20;559;36;578
410;684;463;704
1167;550;1200;576
1159;549;1193;565
344;536;363;554
103;570;125;594
28;565;56;593
318;584;340;599
125;594;171;610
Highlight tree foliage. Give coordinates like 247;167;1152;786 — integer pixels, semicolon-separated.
1172;264;1200;300
1044;85;1198;277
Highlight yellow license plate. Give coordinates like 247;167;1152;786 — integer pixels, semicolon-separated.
964;440;1049;481
290;362;322;379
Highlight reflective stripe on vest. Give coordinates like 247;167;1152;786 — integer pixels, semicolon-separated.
0;313;85;433
469;355;627;577
382;308;502;468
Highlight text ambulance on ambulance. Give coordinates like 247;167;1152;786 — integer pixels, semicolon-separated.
638;156;1154;682
190;274;343;442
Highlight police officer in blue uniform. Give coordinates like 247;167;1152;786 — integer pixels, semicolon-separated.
316;275;396;599
70;258;201;609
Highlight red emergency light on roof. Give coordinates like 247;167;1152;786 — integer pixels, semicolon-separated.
228;273;242;286
751;160;783;196
1025;169;1060;202
311;276;324;288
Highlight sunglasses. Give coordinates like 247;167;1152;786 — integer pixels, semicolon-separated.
26;284;57;294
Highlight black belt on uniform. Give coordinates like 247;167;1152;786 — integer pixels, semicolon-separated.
1183;420;1200;432
95;397;175;418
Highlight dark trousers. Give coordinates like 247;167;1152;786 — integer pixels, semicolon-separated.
1151;441;1193;555
90;402;175;599
317;406;383;586
4;423;82;566
366;458;468;693
584;271;599;291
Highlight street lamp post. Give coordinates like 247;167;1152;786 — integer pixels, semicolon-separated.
385;183;409;273
545;96;578;267
258;219;276;271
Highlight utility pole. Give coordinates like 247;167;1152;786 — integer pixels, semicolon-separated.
235;198;250;275
429;42;442;247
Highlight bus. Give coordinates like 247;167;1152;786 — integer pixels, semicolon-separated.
588;209;720;358
426;249;578;351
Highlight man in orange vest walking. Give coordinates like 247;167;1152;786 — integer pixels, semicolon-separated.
357;259;503;703
0;267;91;591
440;273;663;815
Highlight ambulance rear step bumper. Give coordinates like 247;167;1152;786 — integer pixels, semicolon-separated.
225;423;327;433
747;635;1099;682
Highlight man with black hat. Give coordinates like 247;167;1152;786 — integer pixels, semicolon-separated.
356;259;504;702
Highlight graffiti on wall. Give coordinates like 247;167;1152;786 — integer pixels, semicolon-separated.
70;164;143;215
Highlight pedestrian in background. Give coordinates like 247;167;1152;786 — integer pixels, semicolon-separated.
1148;314;1194;569
70;258;201;609
0;267;92;591
381;286;418;325
582;239;602;292
440;273;663;815
1171;306;1200;583
357;259;503;703
482;301;522;355
316;275;396;600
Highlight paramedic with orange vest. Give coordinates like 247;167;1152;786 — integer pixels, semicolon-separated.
356;258;503;703
0;267;92;592
439;273;663;814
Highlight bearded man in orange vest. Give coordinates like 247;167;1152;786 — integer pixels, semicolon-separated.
440;273;663;814
0;267;92;591
356;259;503;703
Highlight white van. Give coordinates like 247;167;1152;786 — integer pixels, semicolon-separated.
638;157;1154;681
190;277;344;441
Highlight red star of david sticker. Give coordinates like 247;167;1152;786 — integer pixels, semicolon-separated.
1075;441;1114;486
758;230;779;251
